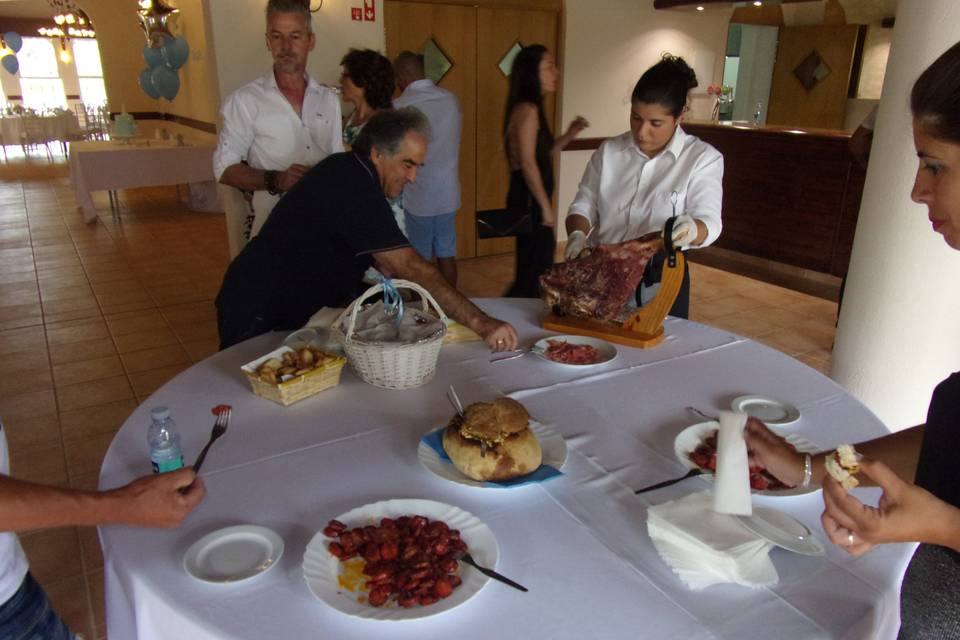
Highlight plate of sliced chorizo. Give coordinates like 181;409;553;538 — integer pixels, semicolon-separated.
303;499;498;620
532;335;617;367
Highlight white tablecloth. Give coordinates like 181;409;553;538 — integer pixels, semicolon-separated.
68;140;215;222
0;113;79;146
99;299;913;639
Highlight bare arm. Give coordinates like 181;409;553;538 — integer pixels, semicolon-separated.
553;116;589;156
0;468;205;532
219;163;309;193
509;104;555;226
745;419;924;488
565;212;590;237
374;247;518;351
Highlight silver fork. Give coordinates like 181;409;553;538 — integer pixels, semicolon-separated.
193;407;231;474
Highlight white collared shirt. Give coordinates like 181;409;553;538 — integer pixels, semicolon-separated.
393;79;462;216
568;126;724;246
213;71;344;180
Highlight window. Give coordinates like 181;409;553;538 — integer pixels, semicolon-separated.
73;39;106;107
18;38;66;111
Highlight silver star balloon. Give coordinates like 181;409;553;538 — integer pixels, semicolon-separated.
137;0;179;47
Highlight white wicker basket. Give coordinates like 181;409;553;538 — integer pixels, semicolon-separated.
332;280;448;390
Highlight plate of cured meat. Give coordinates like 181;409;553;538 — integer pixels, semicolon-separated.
532;335;617;367
674;421;819;497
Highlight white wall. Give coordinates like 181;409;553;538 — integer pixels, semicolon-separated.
206;0;385;109
731;24;777;123
557;1;732;238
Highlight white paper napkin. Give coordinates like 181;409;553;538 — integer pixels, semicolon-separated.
647;491;778;590
713;410;752;516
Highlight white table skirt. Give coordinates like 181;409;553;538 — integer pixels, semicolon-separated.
0;113;79;146
68;140;215;222
99;299;913;639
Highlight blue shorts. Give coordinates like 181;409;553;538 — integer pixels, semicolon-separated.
403;211;457;260
0;573;76;639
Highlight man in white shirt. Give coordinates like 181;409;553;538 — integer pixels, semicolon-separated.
213;0;343;244
393;51;462;286
0;419;203;638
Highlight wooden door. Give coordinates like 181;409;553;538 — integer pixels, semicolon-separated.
385;2;478;258
475;6;557;256
766;25;858;129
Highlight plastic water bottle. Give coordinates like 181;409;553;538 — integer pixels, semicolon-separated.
753;102;763;126
148;406;184;474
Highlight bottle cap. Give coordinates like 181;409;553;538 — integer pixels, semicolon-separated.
151;406;170;421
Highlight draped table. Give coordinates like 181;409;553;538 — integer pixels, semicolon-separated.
98;299;913;639
0;112;80;147
68;139;216;222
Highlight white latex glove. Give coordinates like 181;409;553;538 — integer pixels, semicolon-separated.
564;229;588;261
671;215;698;250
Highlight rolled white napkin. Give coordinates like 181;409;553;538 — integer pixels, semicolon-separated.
648;491;778;590
713;410;752;516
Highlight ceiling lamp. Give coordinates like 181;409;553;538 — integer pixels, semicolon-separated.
42;0;95;39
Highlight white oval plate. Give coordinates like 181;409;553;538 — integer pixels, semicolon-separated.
737;507;825;556
731;395;800;426
532;335;617;367
303;498;498;621
417;421;567;488
183;525;284;584
673;421;819;497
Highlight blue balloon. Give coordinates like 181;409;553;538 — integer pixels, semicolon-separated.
151;65;179;101
161;36;189;70
142;43;164;68
138;67;160;99
1;54;18;76
3;32;21;54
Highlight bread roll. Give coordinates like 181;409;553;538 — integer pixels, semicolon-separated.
442;398;542;481
825;444;861;489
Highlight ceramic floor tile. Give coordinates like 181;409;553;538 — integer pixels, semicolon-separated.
120;343;190;374
63;430;116;478
105;309;169;337
0;363;52;397
129;362;192;398
0;303;43;330
20;527;85;582
59;398;137;444
169;320;219;343
0;387;57;421
87;569;105;638
796;353;832;376
182;337;219;362
46;318;110;345
49;337;118;365
38;574;94;639
113;326;179;354
0;325;47;355
52;355;125;387
2;413;60;454
9;443;68;485
55;374;133;413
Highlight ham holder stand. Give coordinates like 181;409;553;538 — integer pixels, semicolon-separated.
542;217;684;349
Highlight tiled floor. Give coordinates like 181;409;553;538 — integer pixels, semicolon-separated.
0;155;835;638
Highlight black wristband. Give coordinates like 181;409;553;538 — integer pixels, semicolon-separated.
264;170;281;195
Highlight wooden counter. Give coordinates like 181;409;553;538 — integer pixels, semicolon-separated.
566;121;866;278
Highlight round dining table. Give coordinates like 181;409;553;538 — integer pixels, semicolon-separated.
98;298;913;639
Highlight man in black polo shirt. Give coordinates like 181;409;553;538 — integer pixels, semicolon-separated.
215;108;518;351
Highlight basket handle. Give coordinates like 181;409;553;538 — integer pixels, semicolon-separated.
335;278;449;340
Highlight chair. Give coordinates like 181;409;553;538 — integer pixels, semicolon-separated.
20;114;53;161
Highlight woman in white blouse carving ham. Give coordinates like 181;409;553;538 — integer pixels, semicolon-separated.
564;55;724;318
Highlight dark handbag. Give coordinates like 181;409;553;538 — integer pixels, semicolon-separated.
475;207;533;238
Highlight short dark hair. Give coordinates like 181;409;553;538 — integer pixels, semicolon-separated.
394;50;425;80
266;0;312;32
911;40;960;144
340;48;395;110
631;54;698;118
353;107;430;156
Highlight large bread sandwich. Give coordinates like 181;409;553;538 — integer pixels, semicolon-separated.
442;397;542;481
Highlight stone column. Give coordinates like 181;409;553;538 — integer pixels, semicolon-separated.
832;0;960;430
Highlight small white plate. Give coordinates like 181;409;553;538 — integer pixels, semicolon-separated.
532;335;617;367
303;499;498;621
183;525;284;583
673;421;819;497
418;421;567;488
737;507;825;556
731;395;800;426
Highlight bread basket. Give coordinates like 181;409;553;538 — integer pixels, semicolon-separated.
242;346;346;406
332;279;447;390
